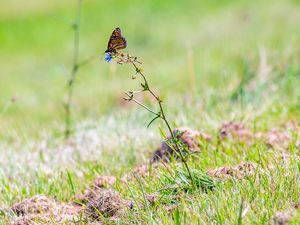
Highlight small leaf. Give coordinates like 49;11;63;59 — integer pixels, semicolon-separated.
147;115;161;128
237;198;244;225
123;92;134;101
66;169;75;195
158;126;168;140
143;82;149;91
174;208;180;225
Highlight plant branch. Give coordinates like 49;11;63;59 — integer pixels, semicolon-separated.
64;0;82;138
124;92;160;116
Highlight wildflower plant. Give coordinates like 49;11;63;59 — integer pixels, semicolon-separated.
104;50;194;185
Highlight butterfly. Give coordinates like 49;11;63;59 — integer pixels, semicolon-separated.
105;27;127;53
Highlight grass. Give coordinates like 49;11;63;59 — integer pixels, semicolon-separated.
0;0;300;224
1;0;299;139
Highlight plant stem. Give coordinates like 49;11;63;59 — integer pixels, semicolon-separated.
131;61;194;185
64;0;82;138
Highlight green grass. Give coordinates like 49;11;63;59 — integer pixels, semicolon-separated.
0;0;300;224
1;0;299;139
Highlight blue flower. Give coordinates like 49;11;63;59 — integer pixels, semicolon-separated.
104;52;113;62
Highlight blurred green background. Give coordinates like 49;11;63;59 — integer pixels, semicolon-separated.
0;0;300;140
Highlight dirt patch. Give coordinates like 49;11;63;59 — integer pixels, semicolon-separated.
207;162;256;179
76;176;119;206
256;120;299;149
151;127;211;163
255;121;299;149
270;201;299;225
255;129;291;149
11;195;55;216
76;187;106;205
11;195;82;225
132;163;150;176
11;189;130;224
93;175;117;188
219;122;252;142
84;188;127;221
219;120;300;149
75;183;132;222
270;211;295;225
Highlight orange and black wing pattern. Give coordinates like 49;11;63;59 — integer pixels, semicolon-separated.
105;27;127;53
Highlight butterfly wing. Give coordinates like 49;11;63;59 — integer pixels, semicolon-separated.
111;27;122;38
105;28;127;53
109;36;127;50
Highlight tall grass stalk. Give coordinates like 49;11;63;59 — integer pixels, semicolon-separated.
64;0;82;138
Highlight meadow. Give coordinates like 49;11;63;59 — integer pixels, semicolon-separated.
0;0;300;224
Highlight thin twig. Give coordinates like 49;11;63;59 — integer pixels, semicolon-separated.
64;0;82;138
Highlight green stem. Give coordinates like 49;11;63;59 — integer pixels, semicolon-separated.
64;0;82;138
131;61;194;186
